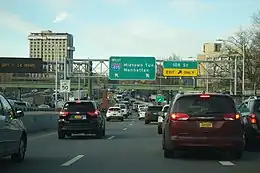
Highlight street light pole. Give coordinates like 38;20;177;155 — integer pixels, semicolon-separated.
242;44;245;97
55;58;58;108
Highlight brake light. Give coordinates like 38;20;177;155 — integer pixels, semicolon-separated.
249;114;257;124
170;113;189;120
87;110;99;116
76;100;81;103
200;94;210;98
223;113;240;120
60;111;69;116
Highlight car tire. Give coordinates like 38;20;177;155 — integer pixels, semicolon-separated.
11;135;27;163
106;118;110;121
102;127;106;136
158;126;162;134
96;128;104;139
121;118;124;121
58;131;66;139
231;150;243;160
164;149;174;158
66;133;72;137
145;120;150;124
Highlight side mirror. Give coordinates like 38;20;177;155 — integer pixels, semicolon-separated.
15;110;24;118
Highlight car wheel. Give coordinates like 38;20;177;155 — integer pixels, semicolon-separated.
164;149;174;158
145;120;150;124
66;133;72;137
230;150;243;160
102;127;106;136
11;135;27;162
158;126;162;134
106;118;110;121
96;128;103;139
121;118;124;121
58;131;66;139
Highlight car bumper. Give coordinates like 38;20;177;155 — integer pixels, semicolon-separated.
58;120;102;133
168;136;244;150
107;116;123;119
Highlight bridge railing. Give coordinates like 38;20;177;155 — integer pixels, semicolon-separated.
14;105;61;112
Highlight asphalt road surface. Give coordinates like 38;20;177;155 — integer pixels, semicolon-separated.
1;112;260;173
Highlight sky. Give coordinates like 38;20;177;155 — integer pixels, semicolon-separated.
0;0;259;59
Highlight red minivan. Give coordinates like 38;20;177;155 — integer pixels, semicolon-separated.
162;93;244;159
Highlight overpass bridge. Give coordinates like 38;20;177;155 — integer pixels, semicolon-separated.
0;81;204;91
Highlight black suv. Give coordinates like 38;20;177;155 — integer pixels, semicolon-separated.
58;100;105;139
0;93;27;162
238;98;260;148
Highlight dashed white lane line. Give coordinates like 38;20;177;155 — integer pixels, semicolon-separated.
107;136;115;140
129;124;132;126
218;161;235;166
122;127;127;131
61;155;84;167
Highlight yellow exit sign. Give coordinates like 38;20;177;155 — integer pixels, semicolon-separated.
162;68;198;77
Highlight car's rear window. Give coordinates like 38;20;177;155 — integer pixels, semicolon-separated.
120;105;126;109
253;100;260;112
63;102;95;112
148;106;163;111
172;95;236;116
109;107;120;111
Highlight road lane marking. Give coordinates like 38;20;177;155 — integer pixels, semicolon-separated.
218;161;235;166
61;155;84;167
129;124;132;126
122;127;127;131
107;136;115;140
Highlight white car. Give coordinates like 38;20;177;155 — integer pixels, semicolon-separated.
158;104;169;134
115;104;128;118
138;107;147;120
106;107;124;121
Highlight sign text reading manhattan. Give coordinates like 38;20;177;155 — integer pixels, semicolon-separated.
109;56;156;80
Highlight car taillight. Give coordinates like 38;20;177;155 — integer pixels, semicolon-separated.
249;114;257;124
60;111;69;116
170;113;189;121
87;110;99;116
223;113;240;120
200;94;210;98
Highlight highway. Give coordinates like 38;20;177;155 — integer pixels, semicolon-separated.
1;112;260;173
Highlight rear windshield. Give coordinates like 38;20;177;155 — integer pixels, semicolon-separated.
253;100;260;112
109;107;121;111
63;102;95;112
120;105;126;109
148;106;163;111
172;95;236;116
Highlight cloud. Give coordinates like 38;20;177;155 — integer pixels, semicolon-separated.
53;11;70;23
77;19;210;58
0;9;41;34
169;0;212;19
103;0;131;5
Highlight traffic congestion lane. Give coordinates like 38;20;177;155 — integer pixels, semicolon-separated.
0;118;131;173
2;112;260;173
59;119;243;173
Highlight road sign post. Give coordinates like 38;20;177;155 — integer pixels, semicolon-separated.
109;56;156;80
162;61;198;77
156;95;164;102
60;80;71;93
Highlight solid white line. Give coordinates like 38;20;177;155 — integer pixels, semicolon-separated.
61;155;84;167
107;136;115;140
122;127;127;131
218;161;235;166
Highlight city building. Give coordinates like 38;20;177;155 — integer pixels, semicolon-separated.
28;30;75;79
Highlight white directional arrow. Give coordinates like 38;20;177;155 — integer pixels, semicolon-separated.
146;73;150;78
115;73;119;78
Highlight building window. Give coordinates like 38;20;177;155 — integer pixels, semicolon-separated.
214;43;221;52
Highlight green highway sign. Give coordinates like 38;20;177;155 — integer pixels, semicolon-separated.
162;61;198;77
163;61;198;69
156;95;164;102
109;56;156;80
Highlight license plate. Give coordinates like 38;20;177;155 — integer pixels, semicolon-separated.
74;115;82;119
113;114;116;116
153;113;157;115
199;122;213;128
